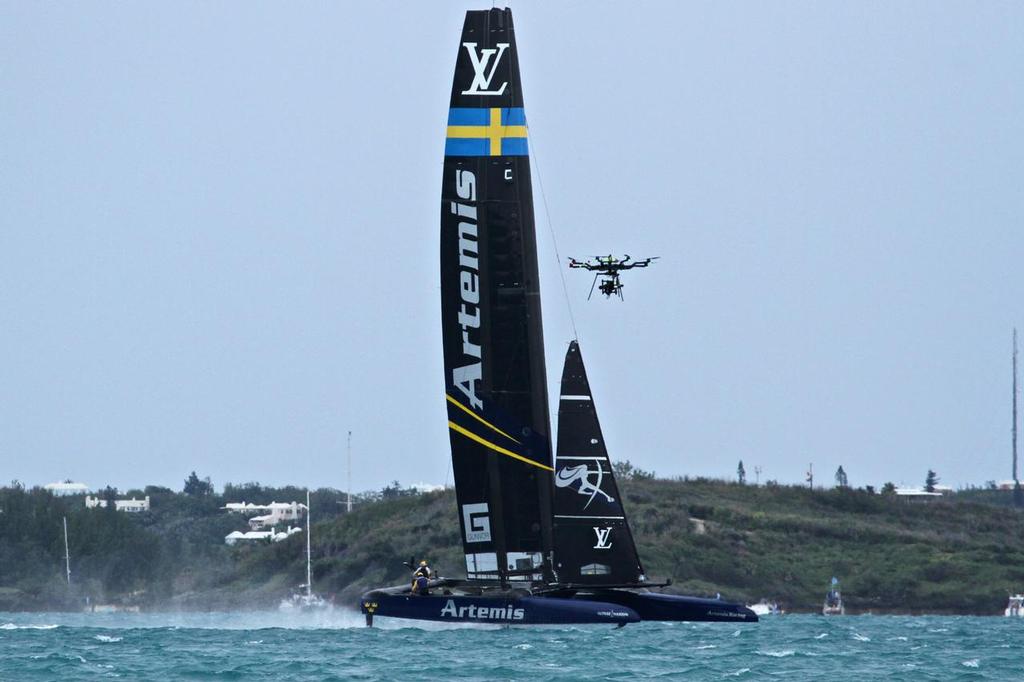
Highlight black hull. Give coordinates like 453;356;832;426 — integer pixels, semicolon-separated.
359;582;756;625
361;583;638;626
572;590;758;623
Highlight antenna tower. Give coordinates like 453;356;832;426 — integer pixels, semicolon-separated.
1014;329;1020;506
347;430;353;513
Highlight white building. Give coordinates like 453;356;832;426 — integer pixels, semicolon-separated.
222;502;264;513
894;487;943;500
221;501;307;529
409;482;445;494
224;525;302;545
44;481;89;496
85;495;151;513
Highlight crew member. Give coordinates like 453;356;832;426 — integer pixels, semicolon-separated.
411;573;430;596
411;560;433;596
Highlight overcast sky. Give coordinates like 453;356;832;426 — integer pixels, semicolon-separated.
2;1;1022;494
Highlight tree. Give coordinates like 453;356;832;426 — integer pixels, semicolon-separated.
737;460;746;485
925;470;939;493
612;460;635;480
835;466;848;488
183;471;213;497
881;482;896;495
631;465;656;481
381;480;415;500
613;459;654;480
101;485;118;509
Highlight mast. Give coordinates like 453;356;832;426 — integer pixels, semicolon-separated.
1014;329;1020;505
63;516;71;586
346;430;353;513
305;490;312;599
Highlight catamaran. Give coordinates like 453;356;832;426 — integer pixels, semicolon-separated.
359;7;756;627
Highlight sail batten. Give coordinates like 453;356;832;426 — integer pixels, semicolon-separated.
440;8;554;584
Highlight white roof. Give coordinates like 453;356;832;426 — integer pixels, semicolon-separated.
894;487;943;497
409;482;445;493
44;482;89;492
240;530;274;539
222;501;306;512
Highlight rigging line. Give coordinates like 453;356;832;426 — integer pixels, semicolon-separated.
527;121;579;342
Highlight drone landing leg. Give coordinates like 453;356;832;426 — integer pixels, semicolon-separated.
588;273;598;301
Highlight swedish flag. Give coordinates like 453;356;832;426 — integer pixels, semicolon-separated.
445;107;528;157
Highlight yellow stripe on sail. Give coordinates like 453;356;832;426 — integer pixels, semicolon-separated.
445;394;521;444
448;421;554;472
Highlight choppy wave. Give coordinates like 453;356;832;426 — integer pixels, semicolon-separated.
0;613;1017;680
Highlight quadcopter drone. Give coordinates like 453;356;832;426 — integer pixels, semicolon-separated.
568;254;659;300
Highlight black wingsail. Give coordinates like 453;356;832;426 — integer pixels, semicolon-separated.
553;341;645;585
440;8;554;584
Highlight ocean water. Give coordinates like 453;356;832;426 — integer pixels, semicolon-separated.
1;611;1021;680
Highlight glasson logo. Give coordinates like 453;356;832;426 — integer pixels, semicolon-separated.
450;169;483;410
462;502;491;543
440;599;525;620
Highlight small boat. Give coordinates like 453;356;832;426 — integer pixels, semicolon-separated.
748;600;782;616
280;491;329;611
822;577;845;615
1005;594;1024;617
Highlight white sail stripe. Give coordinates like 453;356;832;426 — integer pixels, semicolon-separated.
560;395;591;400
554;514;625;519
556;456;605;460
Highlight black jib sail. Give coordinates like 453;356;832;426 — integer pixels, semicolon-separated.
440;8;554;584
553;341;645;585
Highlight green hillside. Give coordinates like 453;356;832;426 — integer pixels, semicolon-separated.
3;477;1024;614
